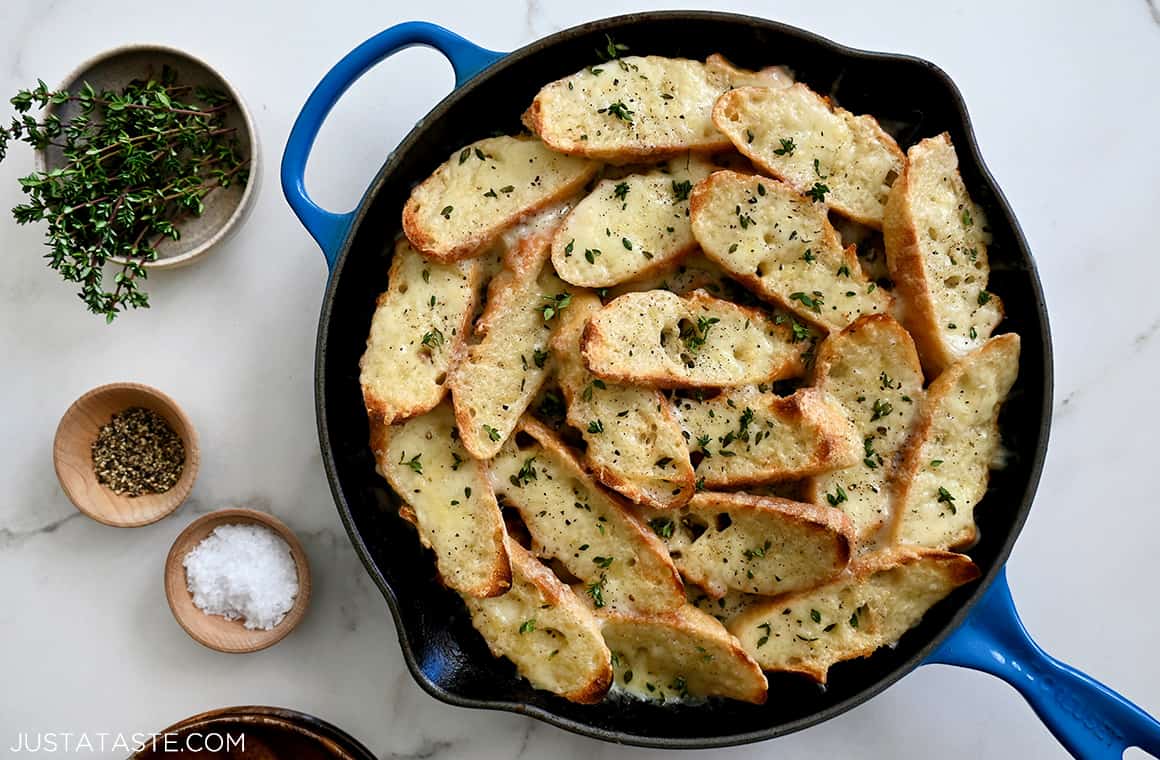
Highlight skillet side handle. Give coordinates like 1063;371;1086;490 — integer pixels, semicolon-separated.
927;568;1160;759
280;21;505;271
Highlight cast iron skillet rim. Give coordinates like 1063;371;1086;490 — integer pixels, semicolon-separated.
313;10;1054;749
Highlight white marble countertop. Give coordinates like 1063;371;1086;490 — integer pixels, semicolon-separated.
2;0;1158;757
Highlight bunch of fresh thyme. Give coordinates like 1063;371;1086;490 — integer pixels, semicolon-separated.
0;67;249;321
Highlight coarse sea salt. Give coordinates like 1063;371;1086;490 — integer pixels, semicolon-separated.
183;523;299;631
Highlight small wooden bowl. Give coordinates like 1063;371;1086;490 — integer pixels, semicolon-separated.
165;508;311;653
53;382;199;527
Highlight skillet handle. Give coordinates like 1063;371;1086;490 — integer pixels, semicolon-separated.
927;568;1160;758
280;22;505;271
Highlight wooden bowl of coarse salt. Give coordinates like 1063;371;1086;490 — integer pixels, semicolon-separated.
165;508;310;653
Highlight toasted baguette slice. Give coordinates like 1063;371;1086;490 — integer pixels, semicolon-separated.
402;135;597;261
551;155;717;287
450;233;568;459
704;54;793;90
464;540;612;703
729;547;979;681
609;250;733;299
360;239;479;425
552;293;694;508
690;171;891;331
371;403;510;597
883;133;1003;376
598;603;767;704
891;334;1020;549
581;290;804;388
647;492;854;598
490;419;685;614
523;55;791;163
712;85;905;227
804;315;926;548
676;386;861;488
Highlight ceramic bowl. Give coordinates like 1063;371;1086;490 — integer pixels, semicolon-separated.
131;705;376;759
35;44;259;269
53;382;199;527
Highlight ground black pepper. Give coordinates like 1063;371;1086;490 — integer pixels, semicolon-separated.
91;407;185;496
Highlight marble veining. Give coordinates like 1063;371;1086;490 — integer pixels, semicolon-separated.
1;1;1158;759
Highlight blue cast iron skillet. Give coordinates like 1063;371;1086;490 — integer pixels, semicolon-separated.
281;12;1160;755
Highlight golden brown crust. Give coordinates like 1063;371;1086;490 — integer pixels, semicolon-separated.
675;387;860;488
597;603;768;704
712;87;904;229
888;333;1020;549
550;294;695;509
579;290;805;389
521;100;735;164
882;134;1004;377
690;491;855;560
506;543;614;703
498;420;686;617
401;142;596;262
729;546;979;682
677;491;855;597
360;243;480;426
810;313;923;384
374;406;511;599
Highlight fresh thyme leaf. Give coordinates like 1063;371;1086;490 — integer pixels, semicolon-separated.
671;179;693;202
541;292;572;321
586;575;607;607
789;291;823;312
595;34;629;62
593;555;614;569
510;456;538;487
420;327;445;351
483;424;501;442
826;484;848;506
743;539;772;560
532;348;549;369
773;137;796;156
649;517;675;539
0;72;250;320
519;619;535;634
680;316;720;353
598;101;634;123
613;181;629;202
399;452;423;474
805;182;830;202
587;419;604;434
870;398;893;421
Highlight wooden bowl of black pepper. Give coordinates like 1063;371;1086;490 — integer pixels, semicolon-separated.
54;382;199;527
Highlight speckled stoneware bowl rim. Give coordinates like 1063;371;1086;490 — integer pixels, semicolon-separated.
33;43;260;270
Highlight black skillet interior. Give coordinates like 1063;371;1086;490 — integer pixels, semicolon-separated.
315;12;1052;748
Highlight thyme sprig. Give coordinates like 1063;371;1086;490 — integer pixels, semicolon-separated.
0;68;250;321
